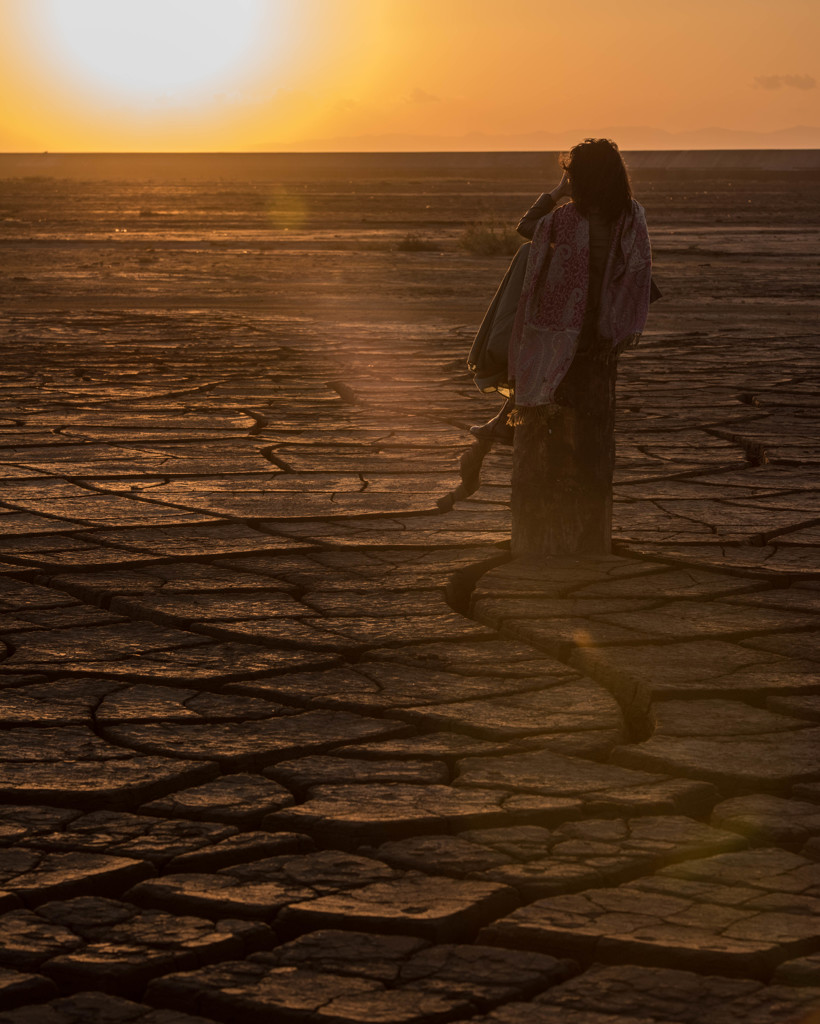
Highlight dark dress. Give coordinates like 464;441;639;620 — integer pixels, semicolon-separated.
512;195;620;555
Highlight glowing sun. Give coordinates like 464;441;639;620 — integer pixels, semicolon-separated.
38;0;273;103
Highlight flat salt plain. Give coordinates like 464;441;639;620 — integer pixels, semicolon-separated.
0;150;819;1022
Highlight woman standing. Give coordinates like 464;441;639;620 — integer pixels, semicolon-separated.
470;139;657;555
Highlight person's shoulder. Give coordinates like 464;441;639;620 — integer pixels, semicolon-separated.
628;199;648;224
554;200;581;222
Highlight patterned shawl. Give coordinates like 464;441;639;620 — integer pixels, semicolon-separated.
508;199;652;408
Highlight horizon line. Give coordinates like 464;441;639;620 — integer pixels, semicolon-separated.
3;147;820;155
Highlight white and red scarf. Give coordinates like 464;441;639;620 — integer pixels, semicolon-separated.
509;199;652;407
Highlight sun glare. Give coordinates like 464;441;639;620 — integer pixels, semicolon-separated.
37;0;273;104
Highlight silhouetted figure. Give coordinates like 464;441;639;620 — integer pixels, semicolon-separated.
469;139;658;554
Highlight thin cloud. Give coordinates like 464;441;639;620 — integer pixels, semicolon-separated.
407;88;440;104
754;74;816;90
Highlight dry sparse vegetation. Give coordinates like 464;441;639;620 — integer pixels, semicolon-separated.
396;232;438;252
459;222;521;257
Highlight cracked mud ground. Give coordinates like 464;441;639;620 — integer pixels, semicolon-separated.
0;155;819;1023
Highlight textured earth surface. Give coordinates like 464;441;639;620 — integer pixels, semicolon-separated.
0;154;819;1022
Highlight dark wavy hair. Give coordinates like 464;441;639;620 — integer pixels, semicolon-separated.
561;138;633;221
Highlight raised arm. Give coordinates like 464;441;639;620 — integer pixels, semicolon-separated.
516;171;572;238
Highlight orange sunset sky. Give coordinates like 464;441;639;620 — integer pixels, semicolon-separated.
1;0;818;152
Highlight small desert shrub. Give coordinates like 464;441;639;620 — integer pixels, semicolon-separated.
459;222;520;257
396;232;438;252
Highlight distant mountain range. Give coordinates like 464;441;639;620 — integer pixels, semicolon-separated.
266;125;820;152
